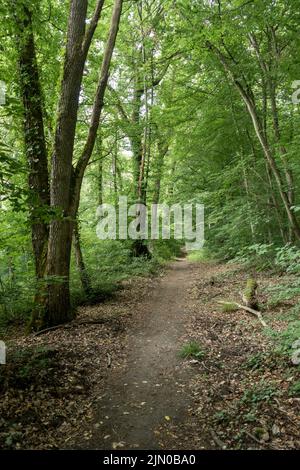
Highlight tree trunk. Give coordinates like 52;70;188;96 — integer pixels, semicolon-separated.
130;54;151;257
17;5;50;280
112;129;118;205
265;161;287;243
15;4;50;329
45;0;89;327
43;0;122;327
98;158;103;206
73;219;92;296
153;138;168;205
239;90;300;240
207;41;300;241
248;31;296;238
131;72;144;202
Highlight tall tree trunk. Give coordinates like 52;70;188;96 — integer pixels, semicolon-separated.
265;161;287;243
268;83;294;242
130;53;151;257
17;5;50;279
15;4;50;329
168;159;177;198
249;31;295;228
245;128;286;242
207;41;300;241
98;159;103;206
131;69;144;202
73;219;92;296
241;159;255;241
43;0;122;327
112;129;118;205
46;0;90;327
239;90;300;240
153;139;168;205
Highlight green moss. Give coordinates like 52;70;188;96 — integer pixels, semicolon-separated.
220;302;239;313
244;278;258;301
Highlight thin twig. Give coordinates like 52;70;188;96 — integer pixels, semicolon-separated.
107;353;112;368
218;301;267;327
210;429;227;449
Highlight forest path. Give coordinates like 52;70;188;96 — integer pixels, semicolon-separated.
81;259;202;450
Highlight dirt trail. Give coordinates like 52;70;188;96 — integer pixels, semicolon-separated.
82;259;199;450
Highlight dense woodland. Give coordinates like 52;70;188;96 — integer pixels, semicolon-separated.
1;0;300;452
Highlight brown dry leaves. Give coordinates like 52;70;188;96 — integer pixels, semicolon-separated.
0;275;158;449
181;262;300;450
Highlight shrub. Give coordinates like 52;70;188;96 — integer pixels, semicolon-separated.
289;381;300;397
241;380;280;404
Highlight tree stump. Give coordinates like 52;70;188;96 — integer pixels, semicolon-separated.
242;278;258;310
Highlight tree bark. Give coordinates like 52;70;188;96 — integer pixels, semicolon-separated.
43;0;123;327
15;4;51;330
98;158;103;206
112;129;118;205
265;162;287;243
16;5;50;281
153;138;168;205
45;0;90;327
73;219;92;296
131;66;144;202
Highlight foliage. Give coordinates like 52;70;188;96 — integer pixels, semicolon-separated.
240;380;280;405
1;0;300;327
275;245;300;274
265;281;300;308
242;352;285;372
231;243;300;274
0;346;58;391
179;341;205;360
187;248;214;262
289;381;300;397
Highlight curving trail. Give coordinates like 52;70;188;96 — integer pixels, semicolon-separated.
81;259;201;450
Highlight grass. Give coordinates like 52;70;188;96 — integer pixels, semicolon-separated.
187;248;213;262
179;341;205;359
213;409;232;424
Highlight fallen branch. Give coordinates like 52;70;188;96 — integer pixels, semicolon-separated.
107;353;112;368
77;319;116;326
244;430;277;449
33;324;72;336
244;430;266;447
218;301;267;327
210;429;227;449
33;318;117;336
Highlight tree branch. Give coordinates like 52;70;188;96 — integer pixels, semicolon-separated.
73;0;123;212
107;84;130;123
82;0;106;57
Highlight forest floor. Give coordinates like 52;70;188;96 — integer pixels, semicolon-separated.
0;259;300;449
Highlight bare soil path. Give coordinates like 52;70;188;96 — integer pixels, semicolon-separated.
80;259;202;450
